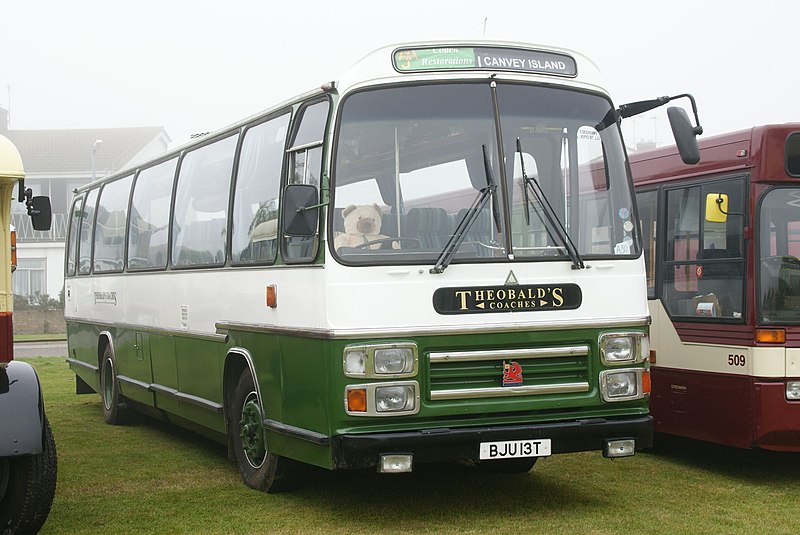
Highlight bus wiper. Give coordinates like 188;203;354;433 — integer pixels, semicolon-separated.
431;145;500;274
516;138;585;270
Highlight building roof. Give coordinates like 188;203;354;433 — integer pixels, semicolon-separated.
4;126;169;175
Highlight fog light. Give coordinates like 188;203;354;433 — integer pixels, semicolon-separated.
604;439;635;458
787;380;800;400
378;454;413;473
376;385;415;412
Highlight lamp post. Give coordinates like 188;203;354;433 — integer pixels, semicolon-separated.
92;139;103;181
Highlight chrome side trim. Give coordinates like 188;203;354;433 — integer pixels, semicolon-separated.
429;345;589;363
66;357;99;373
217;316;650;340
263;419;330;445
116;374;151;391
430;381;590;401
65;318;229;343
136;383;224;413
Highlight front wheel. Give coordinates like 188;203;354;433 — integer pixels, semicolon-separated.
0;415;58;535
230;370;304;493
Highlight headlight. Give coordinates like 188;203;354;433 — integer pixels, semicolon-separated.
376;385;416;412
787;380;800;400
345;381;420;416
375;347;415;374
600;369;645;402
599;332;648;364
343;343;418;378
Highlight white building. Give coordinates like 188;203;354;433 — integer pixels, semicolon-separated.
1;107;169;299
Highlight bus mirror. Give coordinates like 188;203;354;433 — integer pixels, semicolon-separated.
283;184;319;237
668;107;701;165
29;196;52;231
705;193;728;223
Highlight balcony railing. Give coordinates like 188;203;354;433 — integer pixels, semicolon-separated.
12;212;69;242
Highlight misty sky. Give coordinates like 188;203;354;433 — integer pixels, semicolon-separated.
2;0;796;149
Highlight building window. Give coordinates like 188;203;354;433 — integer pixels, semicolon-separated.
13;258;46;298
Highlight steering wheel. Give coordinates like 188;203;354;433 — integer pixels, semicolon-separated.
354;237;420;249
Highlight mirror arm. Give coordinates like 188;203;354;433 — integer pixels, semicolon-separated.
617;93;703;135
297;201;329;214
715;194;744;219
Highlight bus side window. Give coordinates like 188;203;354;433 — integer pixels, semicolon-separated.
635;189;658;297
77;189;99;275
128;158;178;270
94;175;133;273
65;194;84;277
282;100;329;263
231;112;290;265
171;134;238;268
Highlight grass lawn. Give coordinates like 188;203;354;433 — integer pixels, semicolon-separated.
24;357;800;534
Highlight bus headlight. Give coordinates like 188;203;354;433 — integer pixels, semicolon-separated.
374;347;414;375
599;333;648;364
600;369;645;402
345;381;420;416
376;385;416;412
343;343;418;378
787;381;800;400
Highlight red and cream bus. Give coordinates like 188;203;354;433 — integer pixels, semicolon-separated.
631;124;800;451
0;134;55;533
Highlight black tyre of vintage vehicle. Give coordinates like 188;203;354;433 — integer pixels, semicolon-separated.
100;344;126;425
230;370;304;493
0;415;58;535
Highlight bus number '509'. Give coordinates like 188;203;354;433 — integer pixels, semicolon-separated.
728;354;746;366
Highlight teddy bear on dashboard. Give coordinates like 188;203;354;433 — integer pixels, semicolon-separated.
333;204;398;250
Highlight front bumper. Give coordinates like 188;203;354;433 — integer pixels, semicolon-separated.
331;415;652;469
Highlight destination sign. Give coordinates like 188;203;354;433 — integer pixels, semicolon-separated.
393;46;577;77
432;283;582;315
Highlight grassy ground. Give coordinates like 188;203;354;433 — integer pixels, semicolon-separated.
24;357;800;534
14;333;66;342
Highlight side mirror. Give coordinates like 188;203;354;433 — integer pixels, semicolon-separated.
705;193;728;223
29;196;52;231
668;107;701;165
282;184;319;237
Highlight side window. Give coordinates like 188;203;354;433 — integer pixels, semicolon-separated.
94;175;133;273
635;189;658;297
171;134;238;268
662;178;745;319
65;195;84;277
231;113;290;264
77;189;99;275
128;158;178;270
283;100;329;262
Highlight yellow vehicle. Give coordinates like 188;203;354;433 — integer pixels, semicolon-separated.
0;133;55;534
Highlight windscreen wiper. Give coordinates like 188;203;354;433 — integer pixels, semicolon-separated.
516;138;585;269
431;145;500;274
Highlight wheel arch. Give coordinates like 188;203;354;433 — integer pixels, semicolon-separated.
97;330;115;371
0;361;45;456
223;348;264;424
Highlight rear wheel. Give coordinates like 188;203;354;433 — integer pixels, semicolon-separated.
100;344;126;425
0;415;58;535
230;370;304;493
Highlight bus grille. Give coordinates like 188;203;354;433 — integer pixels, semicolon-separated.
428;345;590;401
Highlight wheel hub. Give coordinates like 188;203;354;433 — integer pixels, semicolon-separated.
239;392;266;468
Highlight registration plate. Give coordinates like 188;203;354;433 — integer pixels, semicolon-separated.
479;439;551;460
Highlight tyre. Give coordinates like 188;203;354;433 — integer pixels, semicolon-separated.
0;415;58;535
100;344;126;425
230;370;303;493
478;457;538;474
